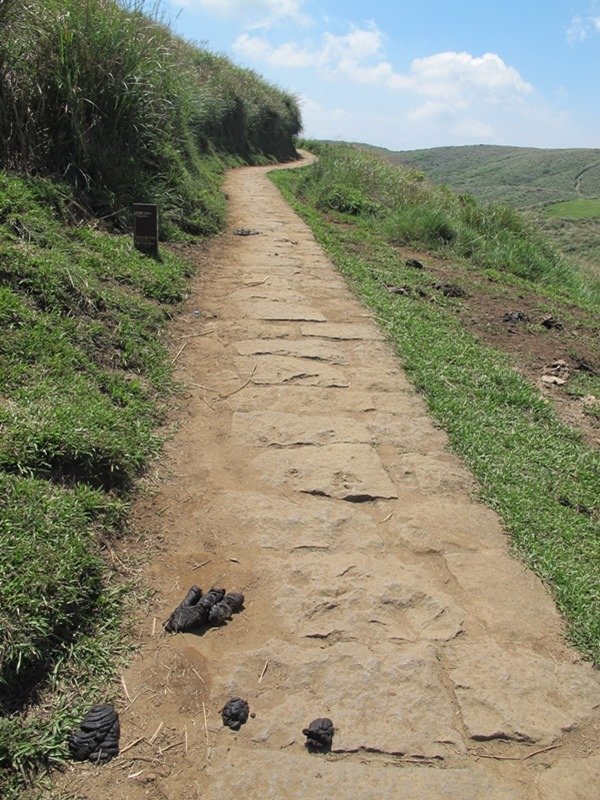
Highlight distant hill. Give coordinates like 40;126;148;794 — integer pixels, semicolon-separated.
351;143;600;209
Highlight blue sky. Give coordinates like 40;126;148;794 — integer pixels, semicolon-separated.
164;0;600;150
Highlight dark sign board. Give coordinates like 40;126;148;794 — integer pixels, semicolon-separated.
133;203;159;257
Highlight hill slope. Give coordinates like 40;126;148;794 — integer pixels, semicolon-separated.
356;144;600;208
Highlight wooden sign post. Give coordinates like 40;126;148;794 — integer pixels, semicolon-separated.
133;203;159;258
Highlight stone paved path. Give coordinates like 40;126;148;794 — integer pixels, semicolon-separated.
60;155;600;799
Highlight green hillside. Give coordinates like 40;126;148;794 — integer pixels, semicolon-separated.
356;143;600;209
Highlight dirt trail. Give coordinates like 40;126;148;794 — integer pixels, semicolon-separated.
60;154;600;799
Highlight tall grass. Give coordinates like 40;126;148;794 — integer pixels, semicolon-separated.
0;0;300;234
299;142;599;303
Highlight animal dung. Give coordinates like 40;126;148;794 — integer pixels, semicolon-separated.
302;718;334;753
208;592;245;625
502;310;530;323
164;586;243;633
69;704;120;763
541;315;564;330
221;698;250;730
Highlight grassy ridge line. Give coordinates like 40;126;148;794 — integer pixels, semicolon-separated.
0;171;195;795
358;142;600;208
0;0;300;237
270;163;600;665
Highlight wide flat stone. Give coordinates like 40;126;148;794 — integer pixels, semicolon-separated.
229;286;309;305
301;322;384;340
246;356;349;387
536;755;600;800
445;551;564;642
231;411;371;447
253;443;398;501
229;286;307;302
240;300;327;321
391;496;506;553
215;491;384;553
386;452;472;494
365;412;448;451
228;386;415;416
202;749;527;799
272;557;465;644
222;640;462;758
447;641;600;745
235;338;348;364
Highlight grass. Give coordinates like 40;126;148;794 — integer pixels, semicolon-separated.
544;198;600;219
0;0;300;236
297;142;599;306
0;172;194;796
359;142;600;208
346;141;600;280
271;152;600;666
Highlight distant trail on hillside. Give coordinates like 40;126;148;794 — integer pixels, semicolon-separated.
350;142;600;208
574;161;600;196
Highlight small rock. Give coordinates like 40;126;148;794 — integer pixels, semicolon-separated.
302;718;335;753
221;698;250;730
405;258;424;269
385;284;412;296
545;360;570;378
69;704;120;764
541;375;566;386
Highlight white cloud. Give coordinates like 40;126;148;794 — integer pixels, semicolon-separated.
567;4;600;42
234;24;532;124
174;0;310;27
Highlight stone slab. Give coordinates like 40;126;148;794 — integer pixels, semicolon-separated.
272;557;465;644
240;300;327;321
235;338;348;364
231;411;371;447
222;640;462;758
301;322;384;340
447;641;600;745
245;356;349;388
227;386;415;416
445;551;563;642
202;749;527;799
536;755;600;800
391;497;507;553
216;491;384;553
253;443;398;501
